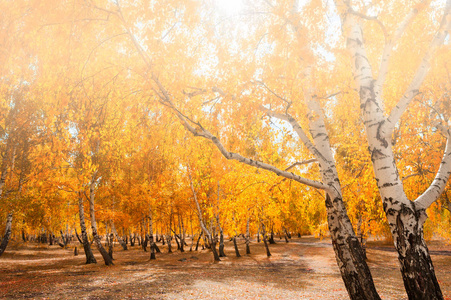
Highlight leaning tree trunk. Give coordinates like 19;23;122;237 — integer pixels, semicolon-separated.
173;233;180;251
390;204;442;299
195;231;202;251
77;193;96;264
188;171;220;261
283;227;291;242
142;234;148;252
233;235;241;258
107;233;114;260
60;230;68;248
111;222;127;250
260;223;271;257
87;183;113;266
211;239;221;261
166;233;173;253
0;213;13;256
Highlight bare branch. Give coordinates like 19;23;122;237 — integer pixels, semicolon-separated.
212;86;227;97
318;91;342;99
401;173;421;182
183;87;208;98
256;80;289;103
187;169;203;221
235;181;272;196
341;164;366;190
201;96;221;106
115;1;153;68
285;159;318;171
161;20;180;41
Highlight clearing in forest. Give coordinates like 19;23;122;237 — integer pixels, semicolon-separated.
0;236;450;299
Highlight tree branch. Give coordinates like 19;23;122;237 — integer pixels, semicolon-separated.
375;4;423;94
415;126;451;210
259;105;328;165
182;120;326;190
401;173;421;182
285;159;318;171
115;1;153;68
386;0;451;136
346;7;388;42
255;80;291;109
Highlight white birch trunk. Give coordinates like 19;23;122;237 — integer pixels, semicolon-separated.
0;213;13;256
338;2;451;297
88;180;113;266
77;192;96;264
111;222;127;250
188;172;220;261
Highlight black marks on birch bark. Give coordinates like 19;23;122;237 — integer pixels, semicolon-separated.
376;121;388;148
370;148;386;163
325;195;333;209
381;182;398;188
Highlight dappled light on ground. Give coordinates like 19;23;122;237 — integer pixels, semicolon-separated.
1;237;450;299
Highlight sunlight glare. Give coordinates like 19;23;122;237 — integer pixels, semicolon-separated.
216;0;243;16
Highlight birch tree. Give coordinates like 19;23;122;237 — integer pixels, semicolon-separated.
334;0;451;298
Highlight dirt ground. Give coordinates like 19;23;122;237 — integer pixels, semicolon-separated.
0;236;450;300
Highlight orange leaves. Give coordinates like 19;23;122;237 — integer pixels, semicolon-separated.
0;0;450;246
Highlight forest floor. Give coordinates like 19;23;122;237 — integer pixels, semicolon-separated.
0;236;450;300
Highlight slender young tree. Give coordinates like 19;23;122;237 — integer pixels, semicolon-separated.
77;192;96;264
188;170;221;262
87;177;114;266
